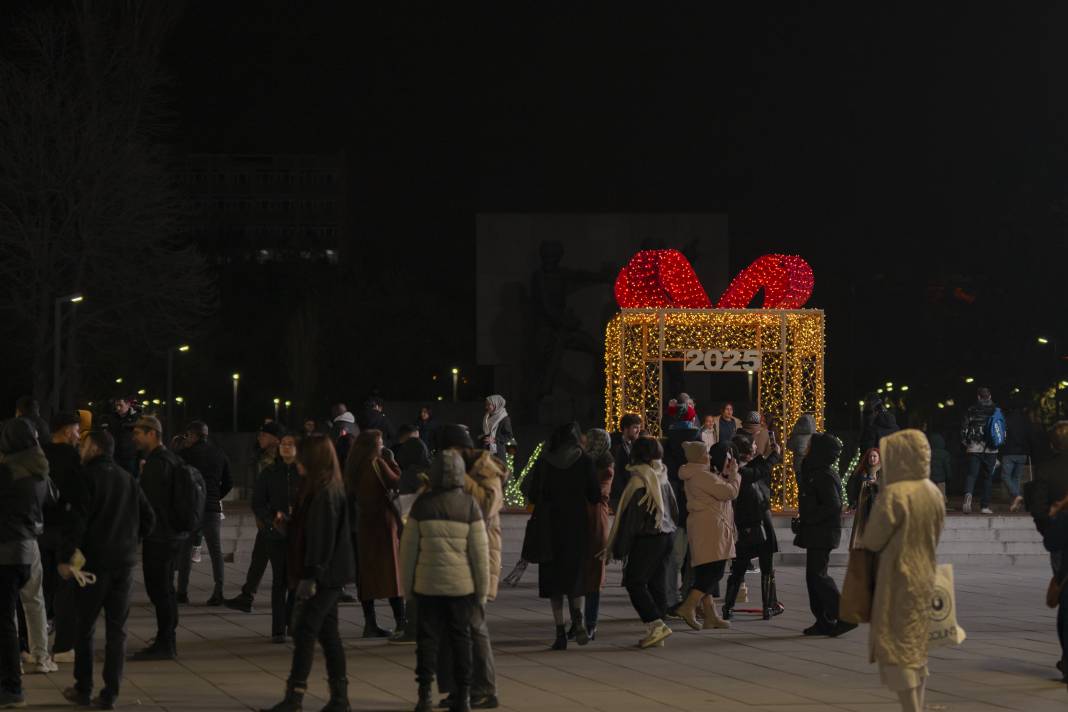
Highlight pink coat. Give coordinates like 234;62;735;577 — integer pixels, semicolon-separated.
679;462;740;566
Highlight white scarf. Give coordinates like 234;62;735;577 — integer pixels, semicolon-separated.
602;460;669;560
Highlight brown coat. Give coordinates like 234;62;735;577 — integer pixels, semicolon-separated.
583;462;614;593
679;459;740;566
464;451;506;601
355;456;403;601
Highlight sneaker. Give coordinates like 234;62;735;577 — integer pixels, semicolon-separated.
62;687;91;706
471;694;499;709
962;494;972;514
191;545;202;563
1010;496;1025;513
980;507;994;515
388;629;417;645
53;650;76;663
362;624;392;639
638;620;673;649
0;690;26;708
93;694;116;710
34;656;58;674
830;620;858;638
129;643;176;661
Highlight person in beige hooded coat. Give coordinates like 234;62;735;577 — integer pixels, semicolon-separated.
675;441;738;630
858;429;945;712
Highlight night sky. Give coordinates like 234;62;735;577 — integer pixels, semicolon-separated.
4;2;1066;429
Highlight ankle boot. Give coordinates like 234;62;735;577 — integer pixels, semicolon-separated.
766;573;784;615
721;578;742;620
675;589;705;631
551;625;567;650
572;609;590;645
701;596;730;629
362;610;392;638
321;678;350;712
760;573;772;620
260;682;305;712
414;682;433;712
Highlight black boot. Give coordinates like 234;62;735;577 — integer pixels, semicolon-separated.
760;573;773;620
571;609;589;645
362;608;392;638
415;683;433;712
451;686;471;712
767;573;784;616
321;678;350;712
722;578;742;621
551;625;567;650
261;682;305;712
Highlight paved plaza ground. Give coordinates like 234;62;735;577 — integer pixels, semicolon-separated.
21;515;1068;712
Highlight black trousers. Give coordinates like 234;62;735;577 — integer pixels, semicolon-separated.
240;528;270;599
805;548;839;628
416;594;474;689
692;559;728;594
623;533;672;623
142;540;180;647
74;568;133;700
266;538;293;637
288;587;345;687
52;577;80;654
0;565;30;696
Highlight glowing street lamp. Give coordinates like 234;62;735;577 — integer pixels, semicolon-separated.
273;397;281;420
451;367;459;403
232;373;240;432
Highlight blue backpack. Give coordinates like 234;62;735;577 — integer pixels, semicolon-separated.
983;407;1006;449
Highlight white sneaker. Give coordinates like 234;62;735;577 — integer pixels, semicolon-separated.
53;650;75;663
639;620;673;649
191;545;202;563
962;494;972;514
34;656;58;674
980;507;994;515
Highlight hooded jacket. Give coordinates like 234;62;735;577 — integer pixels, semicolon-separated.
859;429;945;668
400;450;490;601
795;432;844;550
0;419;54;565
679;440;739;565
464;450;507;600
787;414;816;481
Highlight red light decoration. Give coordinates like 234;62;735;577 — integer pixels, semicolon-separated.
615;250;815;310
614;249;713;308
715;254;814;309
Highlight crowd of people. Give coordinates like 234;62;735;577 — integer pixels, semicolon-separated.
2;385;1068;712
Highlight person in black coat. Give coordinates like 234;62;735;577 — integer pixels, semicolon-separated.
253;433;301;642
175;422;232;606
527;423;601;650
261;434;354;712
609;414;643;510
59;430;154;709
0;418;52;708
357;398;396;446
101;398;139;478
395;425;432;495
1032;423;1068;577
40;412;85;659
794;431;854;638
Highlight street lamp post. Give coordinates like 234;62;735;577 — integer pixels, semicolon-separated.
285;400;292;422
52;293;83;414
166;345;190;438
273;397;280;421
452;368;459;403
232;373;240;432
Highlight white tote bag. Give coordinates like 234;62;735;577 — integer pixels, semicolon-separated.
928;563;966;648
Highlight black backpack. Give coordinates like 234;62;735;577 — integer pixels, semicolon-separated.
170;462;207;534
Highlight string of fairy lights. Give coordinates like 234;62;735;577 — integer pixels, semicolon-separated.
503;441;544;508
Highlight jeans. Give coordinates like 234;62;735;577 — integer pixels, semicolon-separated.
177;512;224;598
416;595;474;689
805;548;839;629
665;527;692;606
0;565;30;696
142;540;180;647
1000;455;1027;500
437;601;495;698
266;538;293;637
623;534;672;623
74;568;133;701
240;528;270;599
16;541;47;663
964;453;997;508
288;587;346;687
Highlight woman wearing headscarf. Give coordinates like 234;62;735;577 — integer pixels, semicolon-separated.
859;430;945;712
581;429;615;641
676;441;738;631
527;423;601;650
479;395;514;457
603;436;681;649
344;429;406;638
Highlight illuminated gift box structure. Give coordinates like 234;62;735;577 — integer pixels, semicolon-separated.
604;250;825;510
